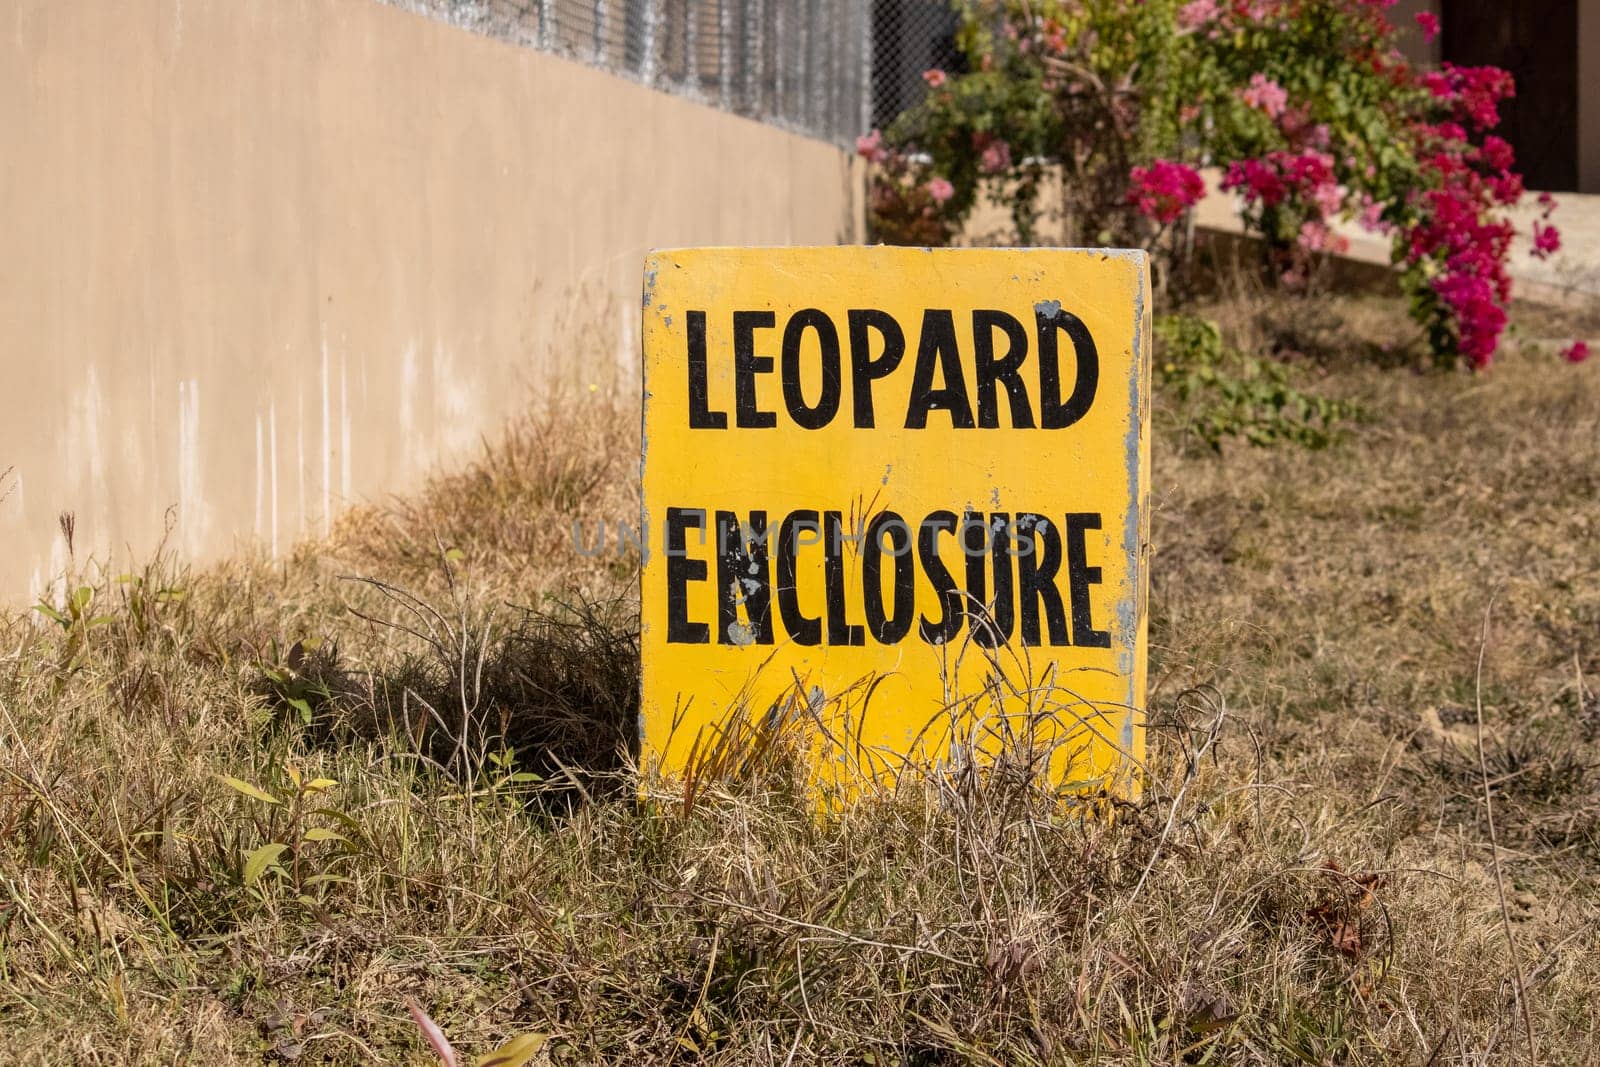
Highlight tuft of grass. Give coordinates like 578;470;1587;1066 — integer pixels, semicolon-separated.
1;295;1598;1062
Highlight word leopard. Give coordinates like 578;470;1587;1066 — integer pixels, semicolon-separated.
683;303;1100;431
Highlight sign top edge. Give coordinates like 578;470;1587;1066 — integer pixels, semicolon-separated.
644;246;1149;262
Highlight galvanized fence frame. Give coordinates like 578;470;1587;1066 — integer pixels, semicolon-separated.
385;0;875;147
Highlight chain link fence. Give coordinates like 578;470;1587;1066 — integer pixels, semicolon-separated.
385;0;873;147
870;0;963;132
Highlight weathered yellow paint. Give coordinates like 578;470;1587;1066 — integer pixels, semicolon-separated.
640;246;1150;798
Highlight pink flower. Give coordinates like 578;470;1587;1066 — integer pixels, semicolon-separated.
1563;340;1591;363
922;69;947;89
1415;11;1439;42
1532;221;1562;259
1127;160;1206;223
1310;180;1344;218
1177;0;1219;30
979;138;1013;175
1358;198;1387;232
1298;221;1330;251
854;129;888;164
926;177;955;204
1240;73;1289;119
1298;220;1350;255
1041;18;1067;54
1537;190;1557;218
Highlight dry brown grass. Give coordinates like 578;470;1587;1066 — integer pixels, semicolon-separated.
1;295;1597;1064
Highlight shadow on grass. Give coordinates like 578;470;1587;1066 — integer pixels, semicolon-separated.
256;586;640;814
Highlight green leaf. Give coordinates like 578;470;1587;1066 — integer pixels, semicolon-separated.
476;1033;549;1067
243;842;289;886
220;775;280;805
302;827;349;844
310;808;365;836
288;697;313;725
33;604;68;626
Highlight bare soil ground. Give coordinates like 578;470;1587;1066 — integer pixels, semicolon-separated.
1;293;1596;1064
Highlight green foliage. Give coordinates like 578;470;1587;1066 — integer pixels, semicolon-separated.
219;762;354;906
33;585;115;636
867;0;1541;367
886;0;1423;247
1155;313;1359;450
258;637;338;727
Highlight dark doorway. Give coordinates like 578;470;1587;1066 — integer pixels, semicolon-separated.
1441;0;1579;191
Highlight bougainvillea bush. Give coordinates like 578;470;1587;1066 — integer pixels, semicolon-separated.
862;0;1583;369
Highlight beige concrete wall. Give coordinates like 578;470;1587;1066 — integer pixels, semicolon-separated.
0;0;864;603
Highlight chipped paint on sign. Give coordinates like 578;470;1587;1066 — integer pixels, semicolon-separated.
640;246;1150;798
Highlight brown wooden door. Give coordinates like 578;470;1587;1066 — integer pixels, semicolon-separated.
1441;0;1580;191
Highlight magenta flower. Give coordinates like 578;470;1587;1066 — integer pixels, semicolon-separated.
1476;135;1514;172
1222;158;1286;206
1127;160;1206;223
1563;340;1590;363
1432;271;1508;367
1532;221;1562;259
1415;12;1439;42
1422;64;1516;130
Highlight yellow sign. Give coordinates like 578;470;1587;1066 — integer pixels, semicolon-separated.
640;246;1150;796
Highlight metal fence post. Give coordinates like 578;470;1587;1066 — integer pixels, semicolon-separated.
537;0;555;50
